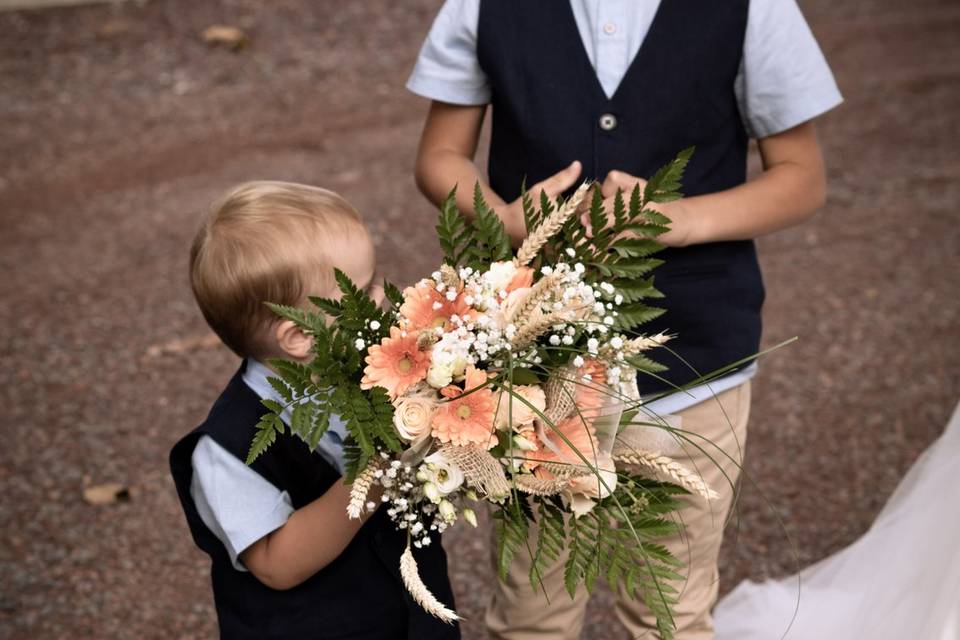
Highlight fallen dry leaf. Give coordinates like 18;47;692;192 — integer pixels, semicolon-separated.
82;483;131;506
201;25;249;50
143;332;222;360
97;19;131;39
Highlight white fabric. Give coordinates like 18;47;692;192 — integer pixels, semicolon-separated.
406;0;843;138
190;436;295;571
189;359;348;570
642;363;758;417
715;400;960;639
567;0;660;100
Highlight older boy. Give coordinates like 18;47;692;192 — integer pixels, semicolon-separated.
169;181;459;639
407;1;842;638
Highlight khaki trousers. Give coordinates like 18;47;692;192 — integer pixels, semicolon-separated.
486;382;751;640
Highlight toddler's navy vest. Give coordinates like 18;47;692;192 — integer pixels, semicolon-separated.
169;363;459;640
478;0;763;393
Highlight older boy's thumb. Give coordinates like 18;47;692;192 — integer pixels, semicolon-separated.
537;160;582;199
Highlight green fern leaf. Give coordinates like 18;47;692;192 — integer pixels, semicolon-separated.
626;353;669;374
264;302;309;327
471;182;512;266
610;238;665;259
265;376;294;403
260;398;285;415
644;147;694;205
383;281;404;309
436;187;470;266
520;181;540;235
246;413;284;465
529;499;566;591
307;296;343;318
494;500;530;582
341;436;369;484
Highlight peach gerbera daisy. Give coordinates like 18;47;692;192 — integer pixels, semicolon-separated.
574;359;608;420
505;266;535;292
361;326;430;400
399;280;473;332
432;365;498;449
530;414;598;470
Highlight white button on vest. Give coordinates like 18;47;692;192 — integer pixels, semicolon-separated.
598;113;618;131
603;22;616;35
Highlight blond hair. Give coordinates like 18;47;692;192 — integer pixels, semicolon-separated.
190;180;367;357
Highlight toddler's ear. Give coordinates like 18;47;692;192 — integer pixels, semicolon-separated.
275;320;313;360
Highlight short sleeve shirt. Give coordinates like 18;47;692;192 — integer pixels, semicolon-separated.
407;0;843;138
189;360;348;570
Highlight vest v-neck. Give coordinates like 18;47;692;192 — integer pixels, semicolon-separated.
562;0;671;103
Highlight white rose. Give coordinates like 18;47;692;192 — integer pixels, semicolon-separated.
422;451;465;496
392;395;436;443
494;385;547;430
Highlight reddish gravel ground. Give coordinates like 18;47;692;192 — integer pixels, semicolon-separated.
1;1;958;638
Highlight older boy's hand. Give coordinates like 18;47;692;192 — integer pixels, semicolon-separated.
495;160;582;243
582;170;694;247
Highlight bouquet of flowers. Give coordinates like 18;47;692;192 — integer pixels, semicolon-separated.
248;148;718;639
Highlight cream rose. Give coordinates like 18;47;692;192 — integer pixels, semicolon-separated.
494;384;547;430
393;395;437;443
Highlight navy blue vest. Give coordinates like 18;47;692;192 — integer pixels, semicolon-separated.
478;0;764;393
169;364;459;639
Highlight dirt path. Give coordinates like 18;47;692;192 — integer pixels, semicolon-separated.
1;1;958;637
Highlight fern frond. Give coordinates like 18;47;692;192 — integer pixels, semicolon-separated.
529;499;566;592
494;499;531;582
246;413;284;465
436;187;470;266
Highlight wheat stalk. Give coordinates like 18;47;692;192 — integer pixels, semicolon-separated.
510;310;564;350
346;459;382;519
505;271;563;326
400;544;461;623
536;461;584;480
613;449;719;501
602;332;673;361
439;263;461;290
515;473;571;496
515;182;590;267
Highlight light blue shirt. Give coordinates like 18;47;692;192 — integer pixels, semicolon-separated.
190;360;348;570
241;359;348;475
407;0;843;139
